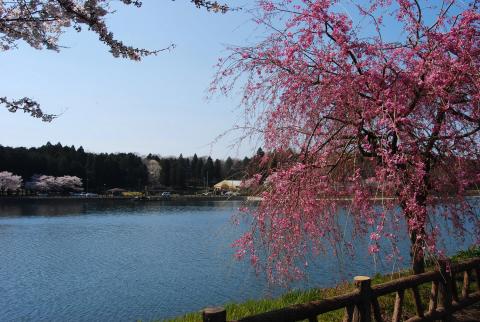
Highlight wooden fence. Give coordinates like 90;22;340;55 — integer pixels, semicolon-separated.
202;257;480;322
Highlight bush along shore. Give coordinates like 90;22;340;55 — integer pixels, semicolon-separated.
163;246;480;322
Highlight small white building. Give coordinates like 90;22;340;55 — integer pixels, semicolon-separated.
213;180;242;191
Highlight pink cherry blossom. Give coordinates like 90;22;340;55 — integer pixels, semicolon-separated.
213;0;480;282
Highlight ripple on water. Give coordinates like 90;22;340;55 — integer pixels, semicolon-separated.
0;200;475;321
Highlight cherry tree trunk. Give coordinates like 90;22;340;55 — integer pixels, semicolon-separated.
410;229;426;274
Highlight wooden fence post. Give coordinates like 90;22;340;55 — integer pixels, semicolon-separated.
428;281;439;314
462;270;470;299
353;276;372;322
438;260;453;322
476;267;480;292
343;304;355;322
392;289;404;322
203;307;227;322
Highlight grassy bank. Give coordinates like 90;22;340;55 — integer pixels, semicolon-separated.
165;246;480;322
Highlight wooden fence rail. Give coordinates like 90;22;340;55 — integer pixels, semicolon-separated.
203;257;480;322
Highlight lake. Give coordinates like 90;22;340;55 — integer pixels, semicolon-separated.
0;199;474;321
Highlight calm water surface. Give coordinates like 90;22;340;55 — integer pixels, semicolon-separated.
0;199;474;321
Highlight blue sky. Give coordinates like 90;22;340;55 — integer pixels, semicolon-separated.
0;1;258;159
0;0;453;159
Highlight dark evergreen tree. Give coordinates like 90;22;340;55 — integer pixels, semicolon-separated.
160;158;171;187
195;158;204;185
202;157;215;186
214;159;222;183
184;158;191;185
230;160;244;179
256;147;265;158
224;157;234;178
169;158;177;188
191;154;198;181
175;154;186;188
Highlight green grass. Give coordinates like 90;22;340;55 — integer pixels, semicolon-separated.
451;245;480;262
164;285;354;322
163;246;480;322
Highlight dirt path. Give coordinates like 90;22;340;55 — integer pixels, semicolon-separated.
453;303;480;322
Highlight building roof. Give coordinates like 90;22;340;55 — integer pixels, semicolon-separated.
106;188;127;193
213;180;242;190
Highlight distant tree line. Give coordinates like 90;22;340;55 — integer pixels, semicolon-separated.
0;142;147;192
0;143;264;192
145;153;254;189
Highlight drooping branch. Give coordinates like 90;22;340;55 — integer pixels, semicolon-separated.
0;97;55;122
56;0;173;60
1;0;234;121
190;0;231;13
214;0;480;283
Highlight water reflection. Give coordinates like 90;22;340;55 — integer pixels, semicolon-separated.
0;198;241;217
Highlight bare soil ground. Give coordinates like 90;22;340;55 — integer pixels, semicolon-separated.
453;303;480;322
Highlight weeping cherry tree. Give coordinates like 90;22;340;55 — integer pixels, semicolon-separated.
213;0;480;281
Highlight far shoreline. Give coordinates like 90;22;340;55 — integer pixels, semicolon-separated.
0;195;257;203
1;191;478;204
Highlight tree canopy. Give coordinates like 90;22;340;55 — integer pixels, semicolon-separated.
214;0;480;281
0;171;23;192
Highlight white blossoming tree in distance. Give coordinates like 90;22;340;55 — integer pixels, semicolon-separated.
26;174;83;193
0;171;23;193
